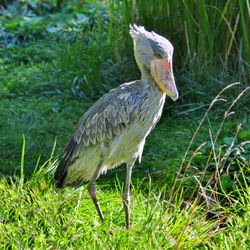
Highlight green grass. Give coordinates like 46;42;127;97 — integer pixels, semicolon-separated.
0;83;249;248
0;152;249;249
109;0;250;72
0;1;250;249
108;0;250;106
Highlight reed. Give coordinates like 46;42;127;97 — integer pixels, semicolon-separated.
108;0;249;83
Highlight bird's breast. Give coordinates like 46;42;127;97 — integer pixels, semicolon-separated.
104;90;166;168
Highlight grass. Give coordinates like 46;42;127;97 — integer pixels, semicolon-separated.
109;0;250;71
0;83;249;248
0;155;249;249
0;0;250;249
108;0;250;105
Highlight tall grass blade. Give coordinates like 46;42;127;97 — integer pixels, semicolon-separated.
20;134;25;187
169;82;241;200
108;0;250;87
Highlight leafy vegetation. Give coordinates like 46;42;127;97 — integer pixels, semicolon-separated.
0;0;249;249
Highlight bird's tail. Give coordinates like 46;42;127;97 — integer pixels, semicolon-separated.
54;137;78;188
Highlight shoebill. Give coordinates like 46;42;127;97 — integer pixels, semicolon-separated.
54;24;178;229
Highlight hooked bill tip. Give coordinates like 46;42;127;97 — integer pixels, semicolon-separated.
171;93;179;101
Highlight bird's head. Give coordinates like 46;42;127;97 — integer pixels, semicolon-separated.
130;24;178;101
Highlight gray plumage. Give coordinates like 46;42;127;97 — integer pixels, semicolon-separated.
55;24;178;229
55;80;165;185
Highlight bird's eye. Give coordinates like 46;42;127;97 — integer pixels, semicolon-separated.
155;52;162;58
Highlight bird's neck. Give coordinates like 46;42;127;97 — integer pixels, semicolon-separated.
140;67;165;95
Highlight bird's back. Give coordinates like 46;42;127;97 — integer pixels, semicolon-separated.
55;80;165;187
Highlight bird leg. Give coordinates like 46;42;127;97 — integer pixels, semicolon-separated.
88;159;104;222
123;162;134;229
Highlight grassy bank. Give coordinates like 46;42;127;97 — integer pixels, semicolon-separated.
0;166;249;249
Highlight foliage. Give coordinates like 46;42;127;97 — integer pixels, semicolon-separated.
108;0;250;104
170;83;250;201
109;0;250;74
0;154;249;249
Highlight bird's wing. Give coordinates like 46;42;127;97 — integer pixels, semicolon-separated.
74;84;138;147
74;91;132;147
55;81;141;186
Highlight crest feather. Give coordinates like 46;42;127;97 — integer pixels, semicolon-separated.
129;24;146;39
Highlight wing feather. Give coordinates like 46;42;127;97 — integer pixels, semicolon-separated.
75;81;142;147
